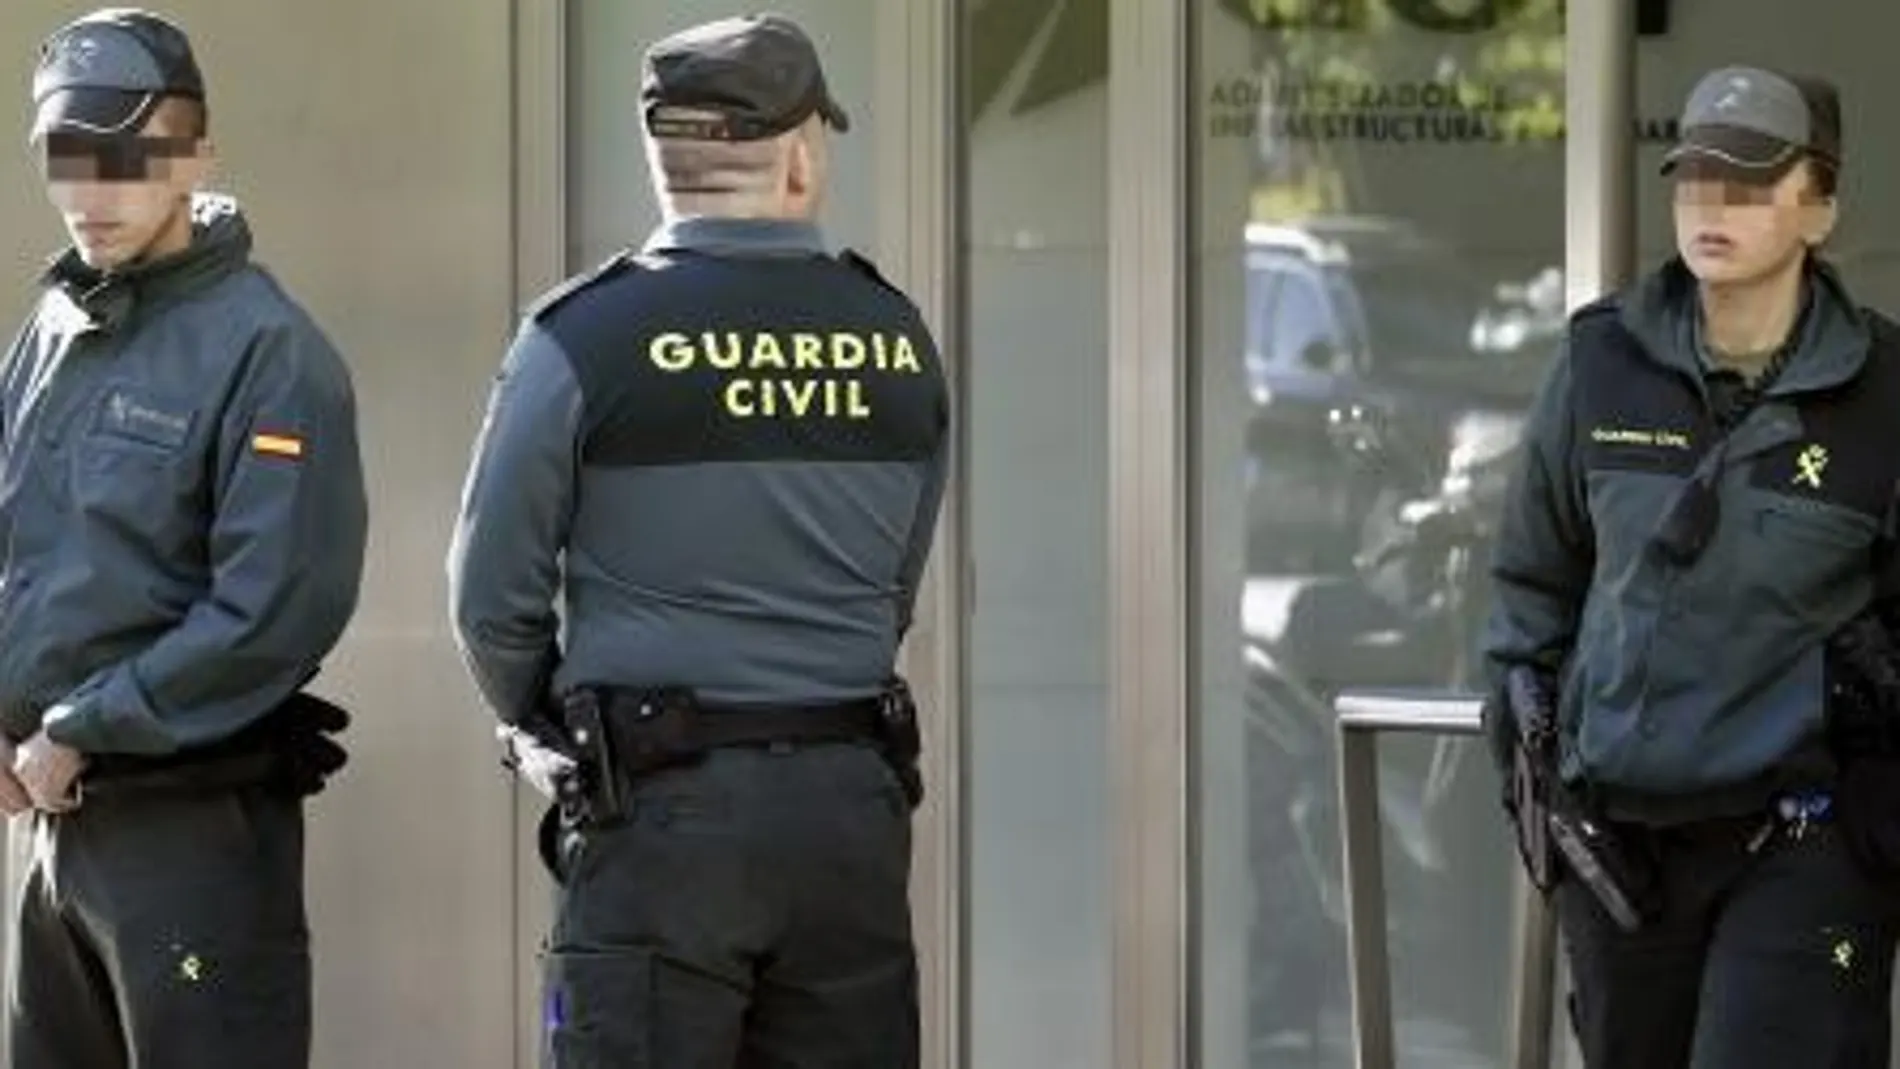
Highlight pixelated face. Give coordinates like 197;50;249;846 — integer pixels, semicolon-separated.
1673;158;1835;286
34;109;208;271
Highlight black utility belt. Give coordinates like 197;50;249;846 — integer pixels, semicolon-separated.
569;685;891;773
650;693;885;749
560;681;922;808
535;682;923;882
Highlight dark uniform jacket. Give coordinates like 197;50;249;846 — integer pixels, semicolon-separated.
448;217;950;720
0;194;368;754
1484;256;1900;823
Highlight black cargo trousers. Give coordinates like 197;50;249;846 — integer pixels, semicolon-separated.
1558;812;1900;1069
5;784;310;1068
539;740;917;1068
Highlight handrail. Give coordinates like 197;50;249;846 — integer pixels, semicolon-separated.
1334;690;1557;1069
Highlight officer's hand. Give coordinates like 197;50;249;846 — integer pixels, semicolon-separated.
498;725;576;801
13;731;84;814
0;739;33;817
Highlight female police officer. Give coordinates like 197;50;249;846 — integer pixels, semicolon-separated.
1485;67;1900;1068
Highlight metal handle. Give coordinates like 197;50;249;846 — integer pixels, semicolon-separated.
1335;691;1558;1069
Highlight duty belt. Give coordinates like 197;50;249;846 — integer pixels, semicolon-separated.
666;698;884;747
536;684;921;884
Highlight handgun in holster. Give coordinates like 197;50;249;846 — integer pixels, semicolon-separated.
557;687;627;825
875;676;925;810
1504;665;1653;932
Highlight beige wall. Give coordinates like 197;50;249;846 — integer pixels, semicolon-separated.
0;2;524;1065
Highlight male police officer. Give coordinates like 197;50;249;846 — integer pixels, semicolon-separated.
448;13;949;1068
1485;68;1900;1068
1;10;367;1068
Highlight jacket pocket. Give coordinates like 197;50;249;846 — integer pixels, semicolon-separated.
1751;497;1876;621
71;383;201;539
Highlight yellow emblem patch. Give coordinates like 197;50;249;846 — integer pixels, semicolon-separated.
1793;444;1829;489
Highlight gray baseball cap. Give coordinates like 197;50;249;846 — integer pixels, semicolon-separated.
1661;66;1841;181
641;14;849;142
30;8;204;138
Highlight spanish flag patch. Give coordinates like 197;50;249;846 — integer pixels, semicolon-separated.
251;432;305;459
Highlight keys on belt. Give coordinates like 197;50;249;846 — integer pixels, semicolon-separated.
1747;789;1834;853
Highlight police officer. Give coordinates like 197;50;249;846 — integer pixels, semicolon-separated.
447;14;949;1068
1484;67;1900;1068
1;10;368;1068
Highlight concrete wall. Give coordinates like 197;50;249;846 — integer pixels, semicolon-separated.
0;3;521;1065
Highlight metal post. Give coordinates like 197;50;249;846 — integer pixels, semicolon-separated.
1506;868;1558;1069
1107;0;1193;1066
1338;719;1393;1069
1340;693;1556;1069
1564;0;1637;313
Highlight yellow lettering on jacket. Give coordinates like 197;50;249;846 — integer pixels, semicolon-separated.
646;330;924;419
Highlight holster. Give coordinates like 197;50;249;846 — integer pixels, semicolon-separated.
1547;800;1656;932
1502;665;1656;931
555;688;627;824
874;678;925;809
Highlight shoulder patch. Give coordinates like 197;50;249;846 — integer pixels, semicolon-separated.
525;253;640;323
839;249;903;298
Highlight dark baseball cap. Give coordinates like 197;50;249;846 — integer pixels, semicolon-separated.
30;9;205;139
641;14;849;142
1661;66;1841;183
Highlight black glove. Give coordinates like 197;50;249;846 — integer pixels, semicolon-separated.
1497;666;1562;891
268;693;351;797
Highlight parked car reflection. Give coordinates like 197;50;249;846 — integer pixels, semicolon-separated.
1242;218;1544;575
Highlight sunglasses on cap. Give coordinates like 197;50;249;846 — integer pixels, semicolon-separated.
36;132;199;183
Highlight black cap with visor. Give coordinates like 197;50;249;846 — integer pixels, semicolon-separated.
31;8;204;140
640;14;850;142
1661;66;1841;186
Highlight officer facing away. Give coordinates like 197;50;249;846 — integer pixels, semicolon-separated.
447;13;949;1068
0;10;368;1068
1483;67;1900;1068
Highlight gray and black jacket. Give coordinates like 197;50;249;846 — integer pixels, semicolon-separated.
1483;256;1900;823
0;194;368;754
448;217;950;722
